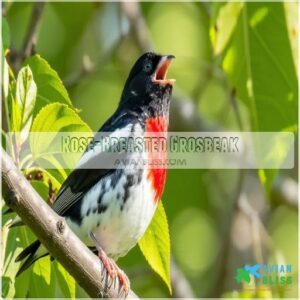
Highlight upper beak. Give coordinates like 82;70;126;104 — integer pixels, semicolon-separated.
152;55;176;86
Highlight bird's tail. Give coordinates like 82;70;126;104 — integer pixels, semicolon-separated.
15;240;48;276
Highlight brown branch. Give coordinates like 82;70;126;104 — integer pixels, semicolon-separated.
63;54;96;89
271;175;298;210
22;2;46;59
212;169;245;297
63;35;124;89
169;95;215;132
171;259;195;298
63;3;128;89
120;2;153;53
64;1;152;88
1;147;138;299
9;2;46;73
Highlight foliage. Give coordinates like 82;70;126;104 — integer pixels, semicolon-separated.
1;52;84;297
2;1;298;298
25;55;74;115
139;202;171;293
13;66;36;144
212;2;298;190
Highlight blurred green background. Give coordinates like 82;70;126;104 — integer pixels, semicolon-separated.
2;1;298;298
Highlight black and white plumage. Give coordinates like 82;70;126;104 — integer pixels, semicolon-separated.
15;53;175;281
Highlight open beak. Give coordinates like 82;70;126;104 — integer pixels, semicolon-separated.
152;55;176;86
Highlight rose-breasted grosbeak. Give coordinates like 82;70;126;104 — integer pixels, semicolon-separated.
15;52;175;293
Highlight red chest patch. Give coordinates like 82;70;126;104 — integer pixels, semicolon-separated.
145;116;168;202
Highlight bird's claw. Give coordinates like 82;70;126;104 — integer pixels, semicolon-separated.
117;268;130;297
97;248;130;296
98;249;117;279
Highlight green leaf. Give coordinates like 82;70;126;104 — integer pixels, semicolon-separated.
1;218;15;298
31;102;90;133
25;55;73;115
138;202;171;293
29;258;56;298
39;262;53;286
2;54;15;132
221;2;298;189
284;2;298;70
2;224;31;298
54;262;76;299
13;66;37;144
16;66;37;125
30;103;92;174
31;180;50;201
30;102;91;150
2;18;10;51
14;270;31;298
2;51;9;100
210;2;244;55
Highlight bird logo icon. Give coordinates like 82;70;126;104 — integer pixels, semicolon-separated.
235;264;261;283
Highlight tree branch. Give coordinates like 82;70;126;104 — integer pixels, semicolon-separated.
22;2;45;59
1;147;138;299
9;2;46;72
271;175;298;210
120;1;153;53
171;259;195;298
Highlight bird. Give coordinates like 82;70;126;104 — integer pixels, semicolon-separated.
15;52;175;294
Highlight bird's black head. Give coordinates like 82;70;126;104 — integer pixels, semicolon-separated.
120;52;175;114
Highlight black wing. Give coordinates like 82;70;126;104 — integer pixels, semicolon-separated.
52;110;141;216
51;168;112;216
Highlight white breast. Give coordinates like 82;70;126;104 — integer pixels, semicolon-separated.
95;170;156;259
66;123;158;259
67;169;157;259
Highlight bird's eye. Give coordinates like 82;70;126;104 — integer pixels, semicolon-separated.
143;62;152;72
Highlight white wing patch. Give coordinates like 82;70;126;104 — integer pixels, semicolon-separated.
75;124;134;169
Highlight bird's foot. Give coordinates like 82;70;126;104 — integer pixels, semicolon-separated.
98;248;130;296
90;232;130;296
116;267;130;297
98;247;117;279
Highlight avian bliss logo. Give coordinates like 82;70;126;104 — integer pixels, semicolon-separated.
235;264;293;286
